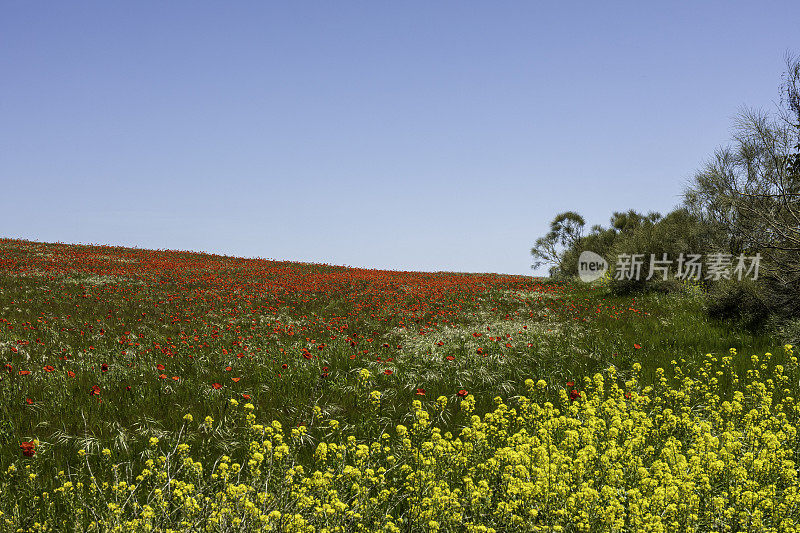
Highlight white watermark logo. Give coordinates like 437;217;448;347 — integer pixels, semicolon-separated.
577;252;761;282
578;251;608;282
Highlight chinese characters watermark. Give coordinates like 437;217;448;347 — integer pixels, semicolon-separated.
578;252;761;282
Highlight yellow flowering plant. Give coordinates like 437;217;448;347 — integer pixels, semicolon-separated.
2;346;797;532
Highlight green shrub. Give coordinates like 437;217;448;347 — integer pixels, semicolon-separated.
704;277;771;330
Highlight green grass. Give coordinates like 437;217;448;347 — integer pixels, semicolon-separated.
0;252;777;475
0;239;794;531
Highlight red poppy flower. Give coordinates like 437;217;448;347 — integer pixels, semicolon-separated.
383;369;393;375
231;377;241;383
43;365;55;373
416;388;426;395
242;394;251;400
26;398;33;405
156;364;165;371
457;389;468;397
67;370;75;378
225;366;232;372
18;370;30;376
89;385;101;396
211;382;222;390
4;364;12;373
171;376;180;381
20;441;36;457
566;381;574;388
158;374;167;379
101;363;109;372
125;385;131;391
569;389;581;401
281;364;288;369
446;355;455;361
634;344;642;349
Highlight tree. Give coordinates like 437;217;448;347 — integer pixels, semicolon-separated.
781;52;800;178
530;211;585;274
610;209;661;233
684;54;800;318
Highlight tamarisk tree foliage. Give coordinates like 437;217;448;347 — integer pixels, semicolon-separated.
530;211;585;276
684;54;800;318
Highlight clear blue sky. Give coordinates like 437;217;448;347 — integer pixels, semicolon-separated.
2;1;798;275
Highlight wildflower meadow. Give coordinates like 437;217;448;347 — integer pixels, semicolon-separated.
0;238;797;532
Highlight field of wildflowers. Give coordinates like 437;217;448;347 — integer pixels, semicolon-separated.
0;238;796;532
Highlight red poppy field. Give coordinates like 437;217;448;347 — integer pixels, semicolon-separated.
0;238;791;531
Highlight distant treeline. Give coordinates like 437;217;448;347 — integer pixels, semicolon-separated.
532;54;800;338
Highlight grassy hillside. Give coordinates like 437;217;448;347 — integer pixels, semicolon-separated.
0;238;796;532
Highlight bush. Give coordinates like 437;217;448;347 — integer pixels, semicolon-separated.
604;210;727;295
608;276;648;295
705;277;771;330
771;316;800;347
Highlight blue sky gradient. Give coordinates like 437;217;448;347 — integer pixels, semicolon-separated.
2;1;798;274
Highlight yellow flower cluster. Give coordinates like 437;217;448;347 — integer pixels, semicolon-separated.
3;345;798;532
